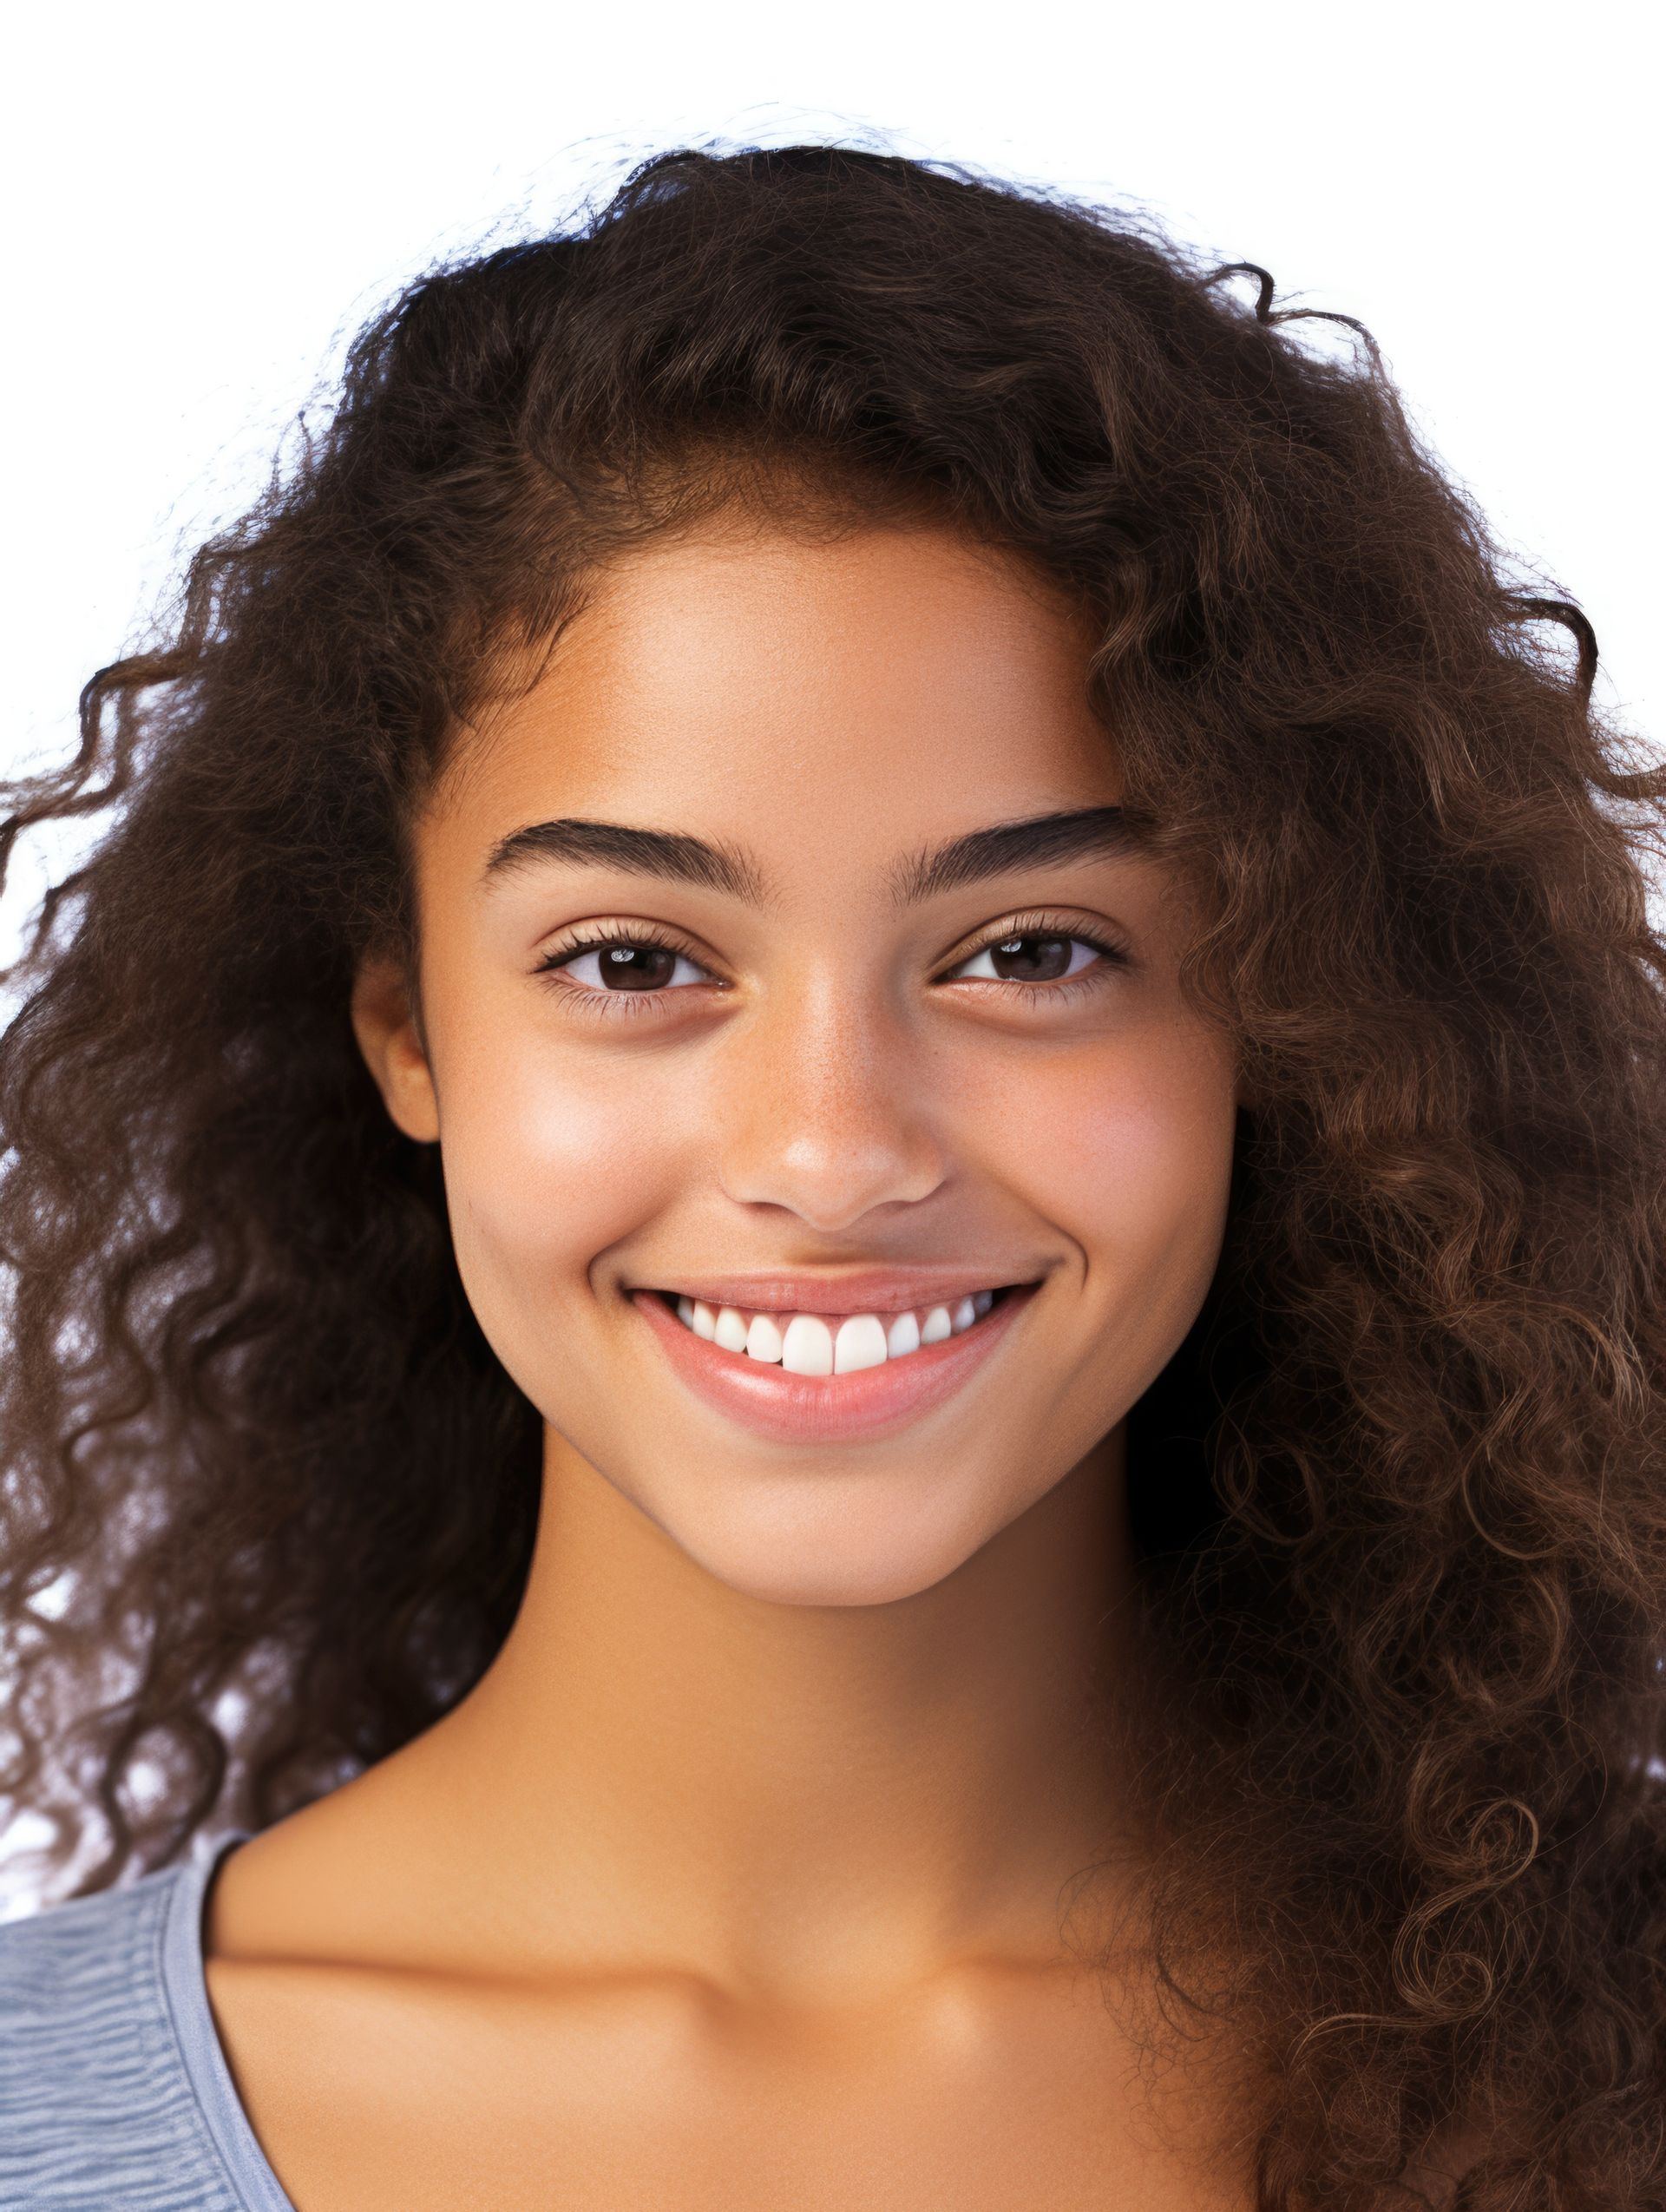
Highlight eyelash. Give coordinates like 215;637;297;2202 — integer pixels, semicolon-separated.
531;910;1131;1020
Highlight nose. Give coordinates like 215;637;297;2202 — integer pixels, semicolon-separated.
715;969;947;1233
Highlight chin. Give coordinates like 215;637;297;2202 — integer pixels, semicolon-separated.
664;1482;997;1609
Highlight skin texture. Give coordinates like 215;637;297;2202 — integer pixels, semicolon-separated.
200;520;1255;2209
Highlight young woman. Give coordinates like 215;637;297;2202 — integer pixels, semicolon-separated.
0;144;1661;2211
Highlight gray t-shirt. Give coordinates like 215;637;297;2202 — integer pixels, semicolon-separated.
0;1830;296;2209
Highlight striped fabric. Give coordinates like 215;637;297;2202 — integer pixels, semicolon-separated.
0;1832;293;2209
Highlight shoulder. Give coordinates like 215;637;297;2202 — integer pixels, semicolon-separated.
0;1861;245;2209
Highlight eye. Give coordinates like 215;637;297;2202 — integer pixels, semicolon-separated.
947;934;1099;985
535;933;713;994
941;927;1124;988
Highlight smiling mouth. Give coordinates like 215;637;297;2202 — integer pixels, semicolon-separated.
653;1284;1020;1375
633;1277;1040;1442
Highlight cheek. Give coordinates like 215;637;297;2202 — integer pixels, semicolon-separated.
965;1023;1236;1319
435;1010;688;1318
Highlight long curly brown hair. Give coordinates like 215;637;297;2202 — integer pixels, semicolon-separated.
3;142;1663;2209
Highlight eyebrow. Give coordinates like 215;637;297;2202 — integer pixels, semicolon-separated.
481;804;1137;908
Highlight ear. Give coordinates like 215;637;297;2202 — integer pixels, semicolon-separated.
351;950;441;1144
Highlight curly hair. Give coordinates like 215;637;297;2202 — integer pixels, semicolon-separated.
2;142;1663;2209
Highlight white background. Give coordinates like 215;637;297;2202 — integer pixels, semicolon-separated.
3;3;1661;873
0;0;1660;1896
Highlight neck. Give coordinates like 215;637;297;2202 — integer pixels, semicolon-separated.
417;1425;1139;1998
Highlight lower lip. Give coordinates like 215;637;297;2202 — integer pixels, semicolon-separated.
629;1284;1039;1444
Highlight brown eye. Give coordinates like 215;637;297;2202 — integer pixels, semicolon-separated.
593;944;679;990
538;938;712;993
946;931;1112;986
986;934;1073;981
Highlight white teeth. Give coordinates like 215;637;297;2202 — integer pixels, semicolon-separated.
744;1311;784;1362
666;1289;1009;1369
834;1315;889;1373
885;1309;921;1358
781;1315;834;1375
713;1305;750;1352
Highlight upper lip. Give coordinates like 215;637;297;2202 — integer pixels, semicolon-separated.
639;1270;1040;1316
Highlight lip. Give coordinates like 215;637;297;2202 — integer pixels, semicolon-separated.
630;1280;1040;1444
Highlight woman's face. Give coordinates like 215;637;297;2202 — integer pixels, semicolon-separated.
355;515;1240;1606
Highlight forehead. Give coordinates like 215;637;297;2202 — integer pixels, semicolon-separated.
425;521;1121;883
